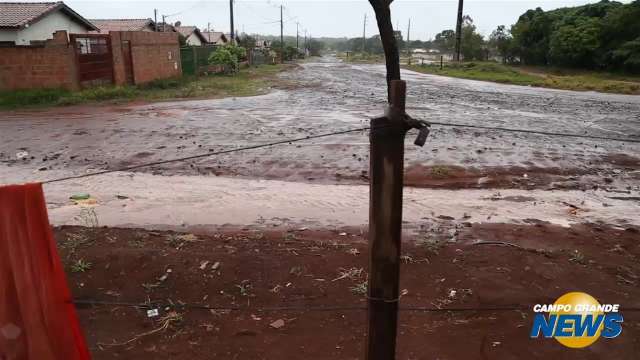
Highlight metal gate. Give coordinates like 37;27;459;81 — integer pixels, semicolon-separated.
180;45;220;76
70;34;114;87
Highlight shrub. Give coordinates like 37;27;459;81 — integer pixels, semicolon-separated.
208;44;247;74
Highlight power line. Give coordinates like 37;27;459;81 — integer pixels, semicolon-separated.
41;126;373;185
235;0;280;23
163;0;206;18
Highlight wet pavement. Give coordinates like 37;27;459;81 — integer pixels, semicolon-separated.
1;56;639;230
1;56;640;191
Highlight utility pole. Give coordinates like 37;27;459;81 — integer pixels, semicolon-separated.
162;15;166;32
229;0;235;43
362;13;367;53
154;9;158;32
406;18;411;64
406;18;411;56
207;22;211;42
296;22;299;50
455;0;464;61
280;4;284;63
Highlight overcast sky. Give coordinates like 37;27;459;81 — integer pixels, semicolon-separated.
50;0;631;40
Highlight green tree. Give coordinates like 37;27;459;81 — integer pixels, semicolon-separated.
433;30;456;53
509;0;640;71
272;41;299;61
611;37;640;72
511;7;554;65
489;25;514;63
600;0;640;70
226;44;247;61
549;18;601;67
208;44;246;73
460;16;486;61
209;47;238;73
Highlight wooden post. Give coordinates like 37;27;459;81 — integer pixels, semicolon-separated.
366;80;407;360
440;55;443;69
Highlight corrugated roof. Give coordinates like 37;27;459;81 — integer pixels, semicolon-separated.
89;18;155;32
0;1;97;30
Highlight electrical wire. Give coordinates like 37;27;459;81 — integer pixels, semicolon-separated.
37;120;640;185
163;0;207;18
41;126;373;185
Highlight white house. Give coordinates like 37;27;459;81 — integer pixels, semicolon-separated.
0;2;97;45
175;26;207;46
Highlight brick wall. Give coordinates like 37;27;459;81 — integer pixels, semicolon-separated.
0;31;79;91
0;30;181;92
110;31;181;86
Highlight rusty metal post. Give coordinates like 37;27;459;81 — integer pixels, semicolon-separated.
366;80;407;360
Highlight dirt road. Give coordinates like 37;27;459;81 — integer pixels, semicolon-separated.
2;56;640;191
59;224;639;360
2;57;640;359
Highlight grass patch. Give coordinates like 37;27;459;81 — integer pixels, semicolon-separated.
0;64;287;110
337;52;413;65
406;61;640;95
336;52;385;64
70;259;92;273
0;88;71;108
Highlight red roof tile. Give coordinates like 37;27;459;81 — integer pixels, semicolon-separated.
0;1;96;30
89;18;155;32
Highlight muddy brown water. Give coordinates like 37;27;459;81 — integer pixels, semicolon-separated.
1;56;640;191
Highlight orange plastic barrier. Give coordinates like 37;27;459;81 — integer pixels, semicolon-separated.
0;183;90;360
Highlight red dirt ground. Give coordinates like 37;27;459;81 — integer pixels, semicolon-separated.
55;222;640;359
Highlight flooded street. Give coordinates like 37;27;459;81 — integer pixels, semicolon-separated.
1;57;639;229
3;57;640;360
